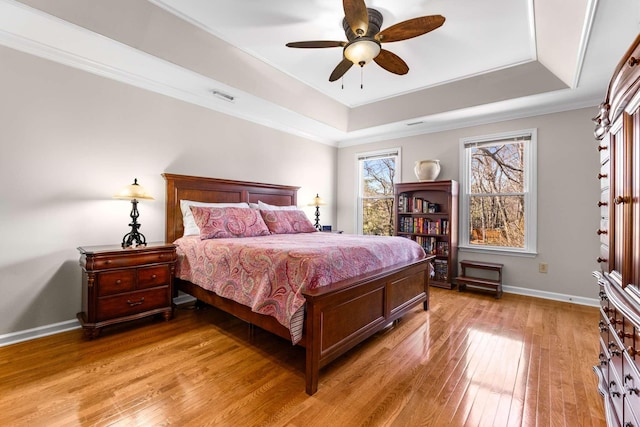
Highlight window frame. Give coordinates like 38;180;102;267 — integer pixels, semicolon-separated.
459;129;537;256
355;148;401;235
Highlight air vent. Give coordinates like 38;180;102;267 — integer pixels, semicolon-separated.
211;90;235;102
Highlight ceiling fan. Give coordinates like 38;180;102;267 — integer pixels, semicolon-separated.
285;0;445;82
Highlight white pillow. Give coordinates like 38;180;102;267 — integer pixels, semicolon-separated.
180;200;250;236
258;200;298;211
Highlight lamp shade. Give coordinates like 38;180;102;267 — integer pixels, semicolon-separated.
113;178;154;200
308;194;326;207
344;39;381;66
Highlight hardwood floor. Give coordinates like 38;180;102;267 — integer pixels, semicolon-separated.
0;288;605;426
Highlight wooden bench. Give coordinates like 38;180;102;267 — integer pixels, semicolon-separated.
456;260;504;299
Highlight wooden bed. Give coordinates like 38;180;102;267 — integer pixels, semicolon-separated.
163;173;432;395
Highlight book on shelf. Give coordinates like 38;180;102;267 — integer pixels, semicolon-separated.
398;193;438;214
398;217;448;236
411;238;448;255
433;258;449;282
436;241;449;255
440;219;449;235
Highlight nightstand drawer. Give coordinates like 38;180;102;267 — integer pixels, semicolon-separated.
138;265;170;289
98;270;136;296
88;251;175;270
96;287;169;321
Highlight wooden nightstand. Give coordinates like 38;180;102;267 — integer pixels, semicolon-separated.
77;242;177;338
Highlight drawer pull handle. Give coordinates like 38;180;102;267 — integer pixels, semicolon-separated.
116;279;121;285
597;257;608;263
610;381;621;397
597;229;608;235
151;274;157;279
599;352;608;366
614;196;629;205
625;374;640;395
598;320;607;332
126;297;145;307
598;201;608;207
609;341;622;357
598;173;608;179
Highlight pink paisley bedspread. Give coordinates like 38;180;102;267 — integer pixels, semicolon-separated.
174;232;426;344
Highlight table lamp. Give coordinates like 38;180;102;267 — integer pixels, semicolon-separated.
114;178;154;248
308;193;326;230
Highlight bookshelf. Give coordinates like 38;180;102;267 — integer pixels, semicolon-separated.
395;180;458;289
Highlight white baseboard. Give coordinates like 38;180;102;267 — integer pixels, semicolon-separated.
0;295;197;348
502;285;599;307
0;319;81;348
0;289;597;348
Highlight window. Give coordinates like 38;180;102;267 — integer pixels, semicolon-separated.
357;148;400;236
460;129;537;255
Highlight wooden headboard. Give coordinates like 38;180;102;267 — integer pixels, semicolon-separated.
162;173;300;243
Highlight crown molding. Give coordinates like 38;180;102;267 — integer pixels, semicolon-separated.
0;0;604;149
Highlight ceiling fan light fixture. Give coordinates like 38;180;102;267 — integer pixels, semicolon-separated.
344;39;380;66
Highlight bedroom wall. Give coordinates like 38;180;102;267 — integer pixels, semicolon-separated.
17;0;350;132
336;108;601;302
0;45;337;337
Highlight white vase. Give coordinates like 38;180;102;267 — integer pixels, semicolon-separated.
414;160;441;182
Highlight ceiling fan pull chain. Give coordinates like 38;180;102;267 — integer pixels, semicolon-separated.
341;76;344;90
361;66;364;89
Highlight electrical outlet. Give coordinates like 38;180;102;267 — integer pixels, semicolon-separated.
539;263;548;273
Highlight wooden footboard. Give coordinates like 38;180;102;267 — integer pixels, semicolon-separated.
303;257;431;394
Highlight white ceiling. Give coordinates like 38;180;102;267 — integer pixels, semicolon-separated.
153;0;536;108
1;0;640;146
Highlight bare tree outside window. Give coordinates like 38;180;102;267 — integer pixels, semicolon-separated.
470;142;525;248
461;130;536;254
358;151;399;236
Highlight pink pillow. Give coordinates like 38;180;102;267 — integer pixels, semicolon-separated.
190;206;271;239
260;210;317;234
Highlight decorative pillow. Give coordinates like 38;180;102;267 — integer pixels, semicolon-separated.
260;209;317;234
190;206;270;239
257;200;298;211
180;200;250;236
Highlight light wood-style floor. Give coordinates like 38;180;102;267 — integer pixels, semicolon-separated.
0;287;605;426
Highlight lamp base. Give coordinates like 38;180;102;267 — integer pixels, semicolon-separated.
314;205;321;230
121;198;148;248
121;230;147;248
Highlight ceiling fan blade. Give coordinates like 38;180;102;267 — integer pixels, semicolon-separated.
376;15;445;43
374;49;409;75
343;0;369;37
329;58;354;82
286;41;346;48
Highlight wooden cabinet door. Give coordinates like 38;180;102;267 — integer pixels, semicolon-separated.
631;107;640;287
610;116;625;277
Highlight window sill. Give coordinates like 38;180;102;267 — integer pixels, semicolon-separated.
458;245;538;258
